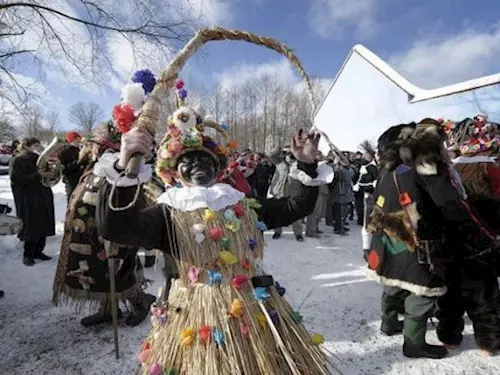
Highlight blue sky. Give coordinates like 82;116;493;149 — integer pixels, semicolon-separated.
8;0;500;131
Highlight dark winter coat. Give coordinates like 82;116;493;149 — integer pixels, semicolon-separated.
9;151;55;241
58;144;84;196
96;162;319;252
356;160;378;194
367;162;496;297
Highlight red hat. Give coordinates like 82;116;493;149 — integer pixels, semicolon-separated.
66;131;81;143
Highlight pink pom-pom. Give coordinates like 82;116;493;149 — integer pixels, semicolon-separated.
175;80;184;90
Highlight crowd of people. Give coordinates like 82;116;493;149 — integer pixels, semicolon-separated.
3;92;500;372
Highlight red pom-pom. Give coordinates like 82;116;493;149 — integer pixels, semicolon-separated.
113;103;136;134
232;203;246;218
176;80;185;90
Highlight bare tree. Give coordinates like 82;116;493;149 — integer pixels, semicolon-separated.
19;104;46;139
0;119;18;142
0;0;199;114
68;102;104;134
46;110;59;133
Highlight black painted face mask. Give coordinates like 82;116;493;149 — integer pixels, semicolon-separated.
177;150;218;187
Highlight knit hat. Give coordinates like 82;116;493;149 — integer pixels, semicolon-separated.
66;131;81;144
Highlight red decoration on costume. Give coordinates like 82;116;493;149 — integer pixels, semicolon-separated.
240;257;251;270
209;227;223;240
232;203;246;218
232;275;248;289
368;251;380;270
66;131;81;143
113;103;136;134
399;192;412;206
199;325;211;344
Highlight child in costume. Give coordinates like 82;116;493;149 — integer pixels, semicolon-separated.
94;80;334;373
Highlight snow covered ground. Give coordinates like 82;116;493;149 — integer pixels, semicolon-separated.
1;175;500;375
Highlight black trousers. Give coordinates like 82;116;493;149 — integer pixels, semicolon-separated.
332;202;343;230
24;237;46;259
354;191;364;225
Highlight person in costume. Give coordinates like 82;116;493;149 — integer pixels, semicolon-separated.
434;115;500;355
58;131;84;203
94;83;334;373
353;140;378;260
52;122;156;327
366;119;497;359
9;137;55;266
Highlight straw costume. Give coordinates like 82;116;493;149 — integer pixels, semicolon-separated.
52;122;158;327
93;28;335;375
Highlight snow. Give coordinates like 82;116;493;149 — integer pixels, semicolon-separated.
0;175;500;374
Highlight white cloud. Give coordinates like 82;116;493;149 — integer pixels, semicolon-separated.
389;26;500;88
307;0;380;39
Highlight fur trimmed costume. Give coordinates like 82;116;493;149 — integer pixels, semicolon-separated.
367;120;498;358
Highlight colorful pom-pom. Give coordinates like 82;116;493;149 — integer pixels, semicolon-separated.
203;209;216;223
121;82;146;111
131;69;157;94
232;203;246;218
253;287;270;301
177;89;188;100
113;103;136;134
232;275;248;289
220;237;231;250
179;327;195;346
175;80;184;90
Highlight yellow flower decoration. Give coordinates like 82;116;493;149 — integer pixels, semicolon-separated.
180;327;195;346
219;251;238;266
311;333;325;345
229;299;244;318
256;312;267;328
202;208;216;223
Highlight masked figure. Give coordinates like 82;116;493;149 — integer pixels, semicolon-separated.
367;119;497;359
52;123;157;327
94;87;334;374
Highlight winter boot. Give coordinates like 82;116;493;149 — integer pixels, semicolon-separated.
0;290;4;299
403;316;447;359
380;292;404;336
125;293;156;326
272;233;281;239
81;305;123;327
295;235;304;242
436;317;464;348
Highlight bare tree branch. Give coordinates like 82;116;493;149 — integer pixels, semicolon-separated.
68;102;104;134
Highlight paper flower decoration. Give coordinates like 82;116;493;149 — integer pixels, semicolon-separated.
311;333;325;345
167;139;183;154
112;103;136;134
173;106;197;131
229;299;244;318
131;69;156;94
275;281;286;297
208;270;222;286
232;275;248;289
269;310;279;325
180;327;195;346
256;312;267;328
246;198;262;210
137;349;150;363
213;328;224;347
177;89;188;100
240;323;249;337
219;251;238;266
232;203;246;218
224;209;236;222
291;311;303;323
187;266;200;284
149;363;162;375
248;239;257;251
199;325;211;344
175;80;185;90
257;221;268;232
121;83;146;111
210;227;223;241
220;237;231;250
240;257;251;270
203;209;216;223
253;287;270;301
191;223;206;234
225;219;241;233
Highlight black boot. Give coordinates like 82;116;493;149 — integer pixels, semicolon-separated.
436;318;464;347
295;235;304;242
0;290;4;299
35;253;52;261
381;292;404;336
23;257;35;266
125;293;156;326
144;255;156;268
81;307;123;327
272;233;281;239
403;316;447;359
